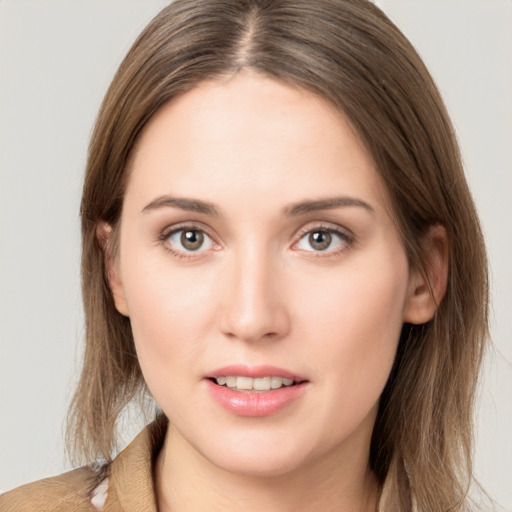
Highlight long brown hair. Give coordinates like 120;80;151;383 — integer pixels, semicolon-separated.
68;1;489;510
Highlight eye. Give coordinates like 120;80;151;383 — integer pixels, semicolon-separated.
296;228;349;253
166;229;215;252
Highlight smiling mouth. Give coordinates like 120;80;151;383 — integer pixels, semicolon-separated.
210;376;297;392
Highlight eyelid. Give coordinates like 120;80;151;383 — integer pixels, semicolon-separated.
160;221;212;239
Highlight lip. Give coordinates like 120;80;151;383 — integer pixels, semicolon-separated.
204;364;309;417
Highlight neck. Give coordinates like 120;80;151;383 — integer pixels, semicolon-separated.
155;424;380;512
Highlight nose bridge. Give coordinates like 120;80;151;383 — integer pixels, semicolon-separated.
220;239;289;342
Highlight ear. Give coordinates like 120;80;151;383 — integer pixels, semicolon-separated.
97;222;129;317
403;225;449;324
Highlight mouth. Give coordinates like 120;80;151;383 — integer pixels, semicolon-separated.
209;375;298;392
205;369;309;416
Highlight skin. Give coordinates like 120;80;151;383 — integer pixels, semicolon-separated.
104;72;446;512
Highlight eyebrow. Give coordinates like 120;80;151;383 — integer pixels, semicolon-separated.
141;195;374;217
141;196;219;216
283;196;375;216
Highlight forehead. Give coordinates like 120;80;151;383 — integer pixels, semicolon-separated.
125;73;391;214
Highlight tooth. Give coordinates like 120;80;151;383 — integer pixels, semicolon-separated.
220;375;295;391
253;377;271;391
236;376;253;390
270;376;283;389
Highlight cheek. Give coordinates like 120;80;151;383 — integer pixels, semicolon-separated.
294;253;408;414
119;252;218;394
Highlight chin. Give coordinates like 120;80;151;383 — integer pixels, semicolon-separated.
196;428;313;478
211;448;308;478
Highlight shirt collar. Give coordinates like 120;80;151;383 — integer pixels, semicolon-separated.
105;417;166;512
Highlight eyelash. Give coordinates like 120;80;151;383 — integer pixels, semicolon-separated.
158;223;355;260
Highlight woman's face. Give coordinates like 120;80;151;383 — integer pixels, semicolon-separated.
110;73;421;477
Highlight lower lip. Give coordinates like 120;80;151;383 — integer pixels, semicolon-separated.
205;380;308;417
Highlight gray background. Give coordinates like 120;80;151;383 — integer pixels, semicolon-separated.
1;0;511;508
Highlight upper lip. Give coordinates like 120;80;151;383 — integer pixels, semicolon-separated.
206;364;307;383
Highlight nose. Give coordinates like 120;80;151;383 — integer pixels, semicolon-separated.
219;246;290;343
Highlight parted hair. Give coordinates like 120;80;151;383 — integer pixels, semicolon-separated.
67;1;489;510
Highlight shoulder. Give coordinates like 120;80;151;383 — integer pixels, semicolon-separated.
0;466;97;512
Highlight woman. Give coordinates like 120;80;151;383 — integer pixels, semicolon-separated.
0;0;489;511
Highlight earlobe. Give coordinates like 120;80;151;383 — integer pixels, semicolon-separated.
403;225;449;325
97;222;129;317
